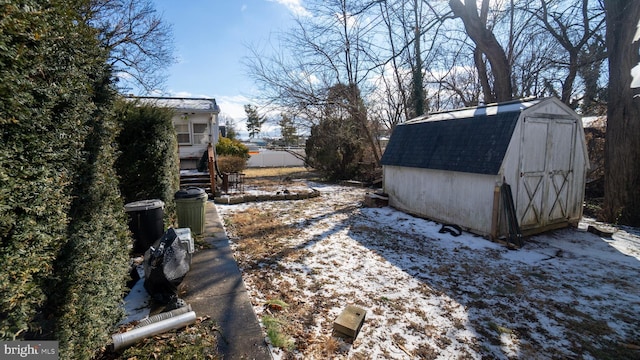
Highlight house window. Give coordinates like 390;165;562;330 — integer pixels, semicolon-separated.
192;123;209;145
175;123;190;145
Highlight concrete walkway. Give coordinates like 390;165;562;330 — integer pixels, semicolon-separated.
182;201;272;359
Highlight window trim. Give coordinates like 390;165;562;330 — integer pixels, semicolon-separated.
175;122;191;145
191;122;209;145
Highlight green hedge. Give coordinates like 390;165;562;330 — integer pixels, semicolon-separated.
0;1;131;358
52;76;131;359
115;100;180;226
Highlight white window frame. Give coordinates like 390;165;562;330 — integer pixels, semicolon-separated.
175;122;190;145
192;122;209;145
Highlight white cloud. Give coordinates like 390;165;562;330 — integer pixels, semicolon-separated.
268;0;310;17
335;11;357;29
289;70;320;86
241;4;247;12
217;94;251;120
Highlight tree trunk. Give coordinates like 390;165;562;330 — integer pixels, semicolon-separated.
603;1;640;225
562;51;579;105
474;48;494;103
449;0;513;102
412;0;425;116
412;25;425;116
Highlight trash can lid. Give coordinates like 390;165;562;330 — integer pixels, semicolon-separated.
175;187;207;199
124;199;165;212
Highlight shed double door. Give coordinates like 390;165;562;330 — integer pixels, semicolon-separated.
517;117;576;230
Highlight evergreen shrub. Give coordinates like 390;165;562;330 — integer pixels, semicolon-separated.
0;1;131;358
216;136;250;159
115;100;180;225
216;137;249;173
52;76;131;359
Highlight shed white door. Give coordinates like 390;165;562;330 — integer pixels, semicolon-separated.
517;117;576;229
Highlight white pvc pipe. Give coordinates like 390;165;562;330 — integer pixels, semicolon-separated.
112;311;197;351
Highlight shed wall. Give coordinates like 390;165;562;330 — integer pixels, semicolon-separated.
500;103;587;233
382;98;588;239
383;165;500;236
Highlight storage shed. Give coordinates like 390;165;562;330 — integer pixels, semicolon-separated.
381;97;588;240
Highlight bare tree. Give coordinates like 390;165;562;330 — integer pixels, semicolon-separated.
219;113;239;140
378;0;412;124
246;0;384;164
532;0;606;105
577;34;607;114
409;0;426;117
602;1;640;225
89;0;175;93
449;0;513;102
374;0;455;121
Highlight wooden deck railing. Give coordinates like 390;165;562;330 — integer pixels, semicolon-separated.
207;143;216;194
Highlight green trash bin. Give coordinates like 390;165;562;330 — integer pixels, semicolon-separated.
174;187;207;234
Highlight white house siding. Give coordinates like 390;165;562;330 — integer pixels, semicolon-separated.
383;165;500;237
173;112;215;160
130;96;220;170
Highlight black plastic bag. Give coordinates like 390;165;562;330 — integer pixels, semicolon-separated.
143;228;193;305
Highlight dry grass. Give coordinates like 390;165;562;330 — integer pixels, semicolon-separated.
242;166;316;179
237;167;322;192
220;178;640;359
223;176;357;358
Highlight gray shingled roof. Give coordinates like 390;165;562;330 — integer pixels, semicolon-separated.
129;96;220;113
381;109;522;175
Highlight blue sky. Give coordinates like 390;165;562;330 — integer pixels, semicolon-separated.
152;0;303;132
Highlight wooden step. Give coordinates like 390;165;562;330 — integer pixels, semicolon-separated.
180;173;213;194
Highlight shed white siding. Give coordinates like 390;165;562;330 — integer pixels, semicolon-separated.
384;166;500;236
382;97;588;239
501;100;588;234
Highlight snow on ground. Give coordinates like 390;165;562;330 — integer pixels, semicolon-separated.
118;258;151;326
217;182;640;359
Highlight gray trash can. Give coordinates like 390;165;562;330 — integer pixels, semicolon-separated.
174;187;207;235
124;199;165;254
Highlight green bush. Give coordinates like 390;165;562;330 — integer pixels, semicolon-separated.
115;100;180;226
1;0;95;338
214;137;249;175
216;136;250;159
0;1;131;358
305;116;366;181
52;80;131;359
